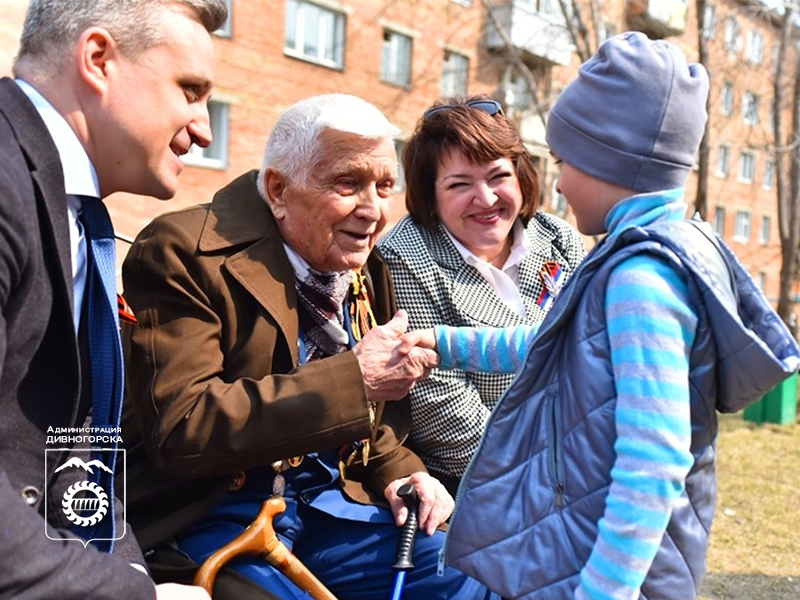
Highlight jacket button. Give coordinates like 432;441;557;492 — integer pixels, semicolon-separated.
20;486;40;506
228;472;246;491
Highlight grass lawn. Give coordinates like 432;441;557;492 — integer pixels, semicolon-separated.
699;414;800;600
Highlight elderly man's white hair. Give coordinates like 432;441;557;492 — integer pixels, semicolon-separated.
258;94;400;199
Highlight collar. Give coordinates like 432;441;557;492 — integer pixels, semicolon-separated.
605;189;687;235
15;79;100;198
283;242;353;284
443;219;530;272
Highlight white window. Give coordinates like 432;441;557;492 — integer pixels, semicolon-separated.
551;177;568;217
381;29;412;87
758;271;767;291
721;81;733;116
743;91;759;125
760;215;771;245
724;18;739;52
215;0;233;37
394;140;406;192
746;30;764;64
713;207;726;236
183;100;229;168
703;4;716;40
502;66;532;111
442;51;469;97
717;145;730;177
285;0;346;69
739;151;755;183
764;158;775;189
734;210;752;242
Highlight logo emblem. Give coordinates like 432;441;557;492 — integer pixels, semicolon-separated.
45;449;125;547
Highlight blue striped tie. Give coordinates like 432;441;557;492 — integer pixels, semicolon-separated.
79;196;124;552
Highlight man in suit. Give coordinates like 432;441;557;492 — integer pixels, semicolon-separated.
122;94;496;600
0;1;227;598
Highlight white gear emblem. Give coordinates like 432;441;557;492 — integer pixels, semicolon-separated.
61;481;109;527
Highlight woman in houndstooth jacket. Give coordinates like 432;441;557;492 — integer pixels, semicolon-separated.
378;96;586;495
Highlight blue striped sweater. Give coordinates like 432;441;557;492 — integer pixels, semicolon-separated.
435;191;697;600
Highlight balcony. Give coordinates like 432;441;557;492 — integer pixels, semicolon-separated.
626;0;688;38
485;1;573;66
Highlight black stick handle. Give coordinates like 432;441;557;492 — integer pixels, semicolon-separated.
392;483;419;570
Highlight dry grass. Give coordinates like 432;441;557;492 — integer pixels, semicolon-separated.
698;414;800;600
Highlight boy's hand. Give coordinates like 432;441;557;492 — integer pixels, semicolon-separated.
399;328;438;357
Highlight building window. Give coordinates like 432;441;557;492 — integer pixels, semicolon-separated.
738;151;755;183
394;139;406;192
713;207;726;237
758;271;767;291
724;18;739;53
746;30;764;64
215;0;233;37
183;100;229;168
734;210;751;242
285;0;346;69
764;158;775;189
703;4;716;40
760;215;771;245
743;91;759;125
551;177;568;217
441;50;469;97
721;81;733;116
381;29;412;87
716;145;730;177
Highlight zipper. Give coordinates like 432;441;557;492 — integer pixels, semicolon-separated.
548;393;565;509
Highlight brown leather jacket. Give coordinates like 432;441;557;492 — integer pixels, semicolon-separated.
121;171;425;550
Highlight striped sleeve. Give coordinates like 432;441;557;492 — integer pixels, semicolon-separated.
575;254;698;600
434;324;538;373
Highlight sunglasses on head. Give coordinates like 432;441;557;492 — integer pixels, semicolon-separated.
423;99;503;120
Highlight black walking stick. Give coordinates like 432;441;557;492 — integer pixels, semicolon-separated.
390;483;420;600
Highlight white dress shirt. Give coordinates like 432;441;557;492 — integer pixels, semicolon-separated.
444;220;531;316
16;79;101;334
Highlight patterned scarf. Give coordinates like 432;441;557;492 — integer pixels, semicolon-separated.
295;268;352;362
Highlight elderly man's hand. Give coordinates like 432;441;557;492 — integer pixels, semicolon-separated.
353;310;439;402
384;472;453;536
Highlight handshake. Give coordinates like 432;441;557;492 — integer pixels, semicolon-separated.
351;310;438;402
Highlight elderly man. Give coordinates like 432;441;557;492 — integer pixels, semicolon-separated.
122;94;495;600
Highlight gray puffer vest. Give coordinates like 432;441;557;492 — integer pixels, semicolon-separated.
444;219;800;600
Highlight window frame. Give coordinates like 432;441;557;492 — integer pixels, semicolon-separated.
738;150;756;183
760;215;771;245
713;206;726;237
284;0;347;70
381;28;413;88
716;144;730;178
182;99;230;169
441;50;469;97
734;210;752;243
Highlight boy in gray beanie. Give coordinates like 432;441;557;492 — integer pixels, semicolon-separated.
402;32;800;600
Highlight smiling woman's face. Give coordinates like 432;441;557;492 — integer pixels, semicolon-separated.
434;148;523;267
267;128;398;272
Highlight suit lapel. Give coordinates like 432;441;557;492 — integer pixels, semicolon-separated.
199;171;301;364
0;78;74;312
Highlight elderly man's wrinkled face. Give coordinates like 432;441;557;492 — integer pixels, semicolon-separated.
267;129;398;272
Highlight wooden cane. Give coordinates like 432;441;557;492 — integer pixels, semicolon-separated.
193;496;338;600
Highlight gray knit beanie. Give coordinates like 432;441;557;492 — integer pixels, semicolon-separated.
546;31;709;192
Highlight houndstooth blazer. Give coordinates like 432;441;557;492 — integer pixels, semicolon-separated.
377;213;586;483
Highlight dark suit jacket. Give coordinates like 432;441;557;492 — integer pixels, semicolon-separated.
0;77;154;599
122;171;426;551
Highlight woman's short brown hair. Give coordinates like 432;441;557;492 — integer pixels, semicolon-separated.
403;95;540;227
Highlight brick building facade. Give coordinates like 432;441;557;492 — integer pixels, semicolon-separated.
1;0;796;310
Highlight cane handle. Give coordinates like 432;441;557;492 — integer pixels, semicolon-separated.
193;497;338;600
